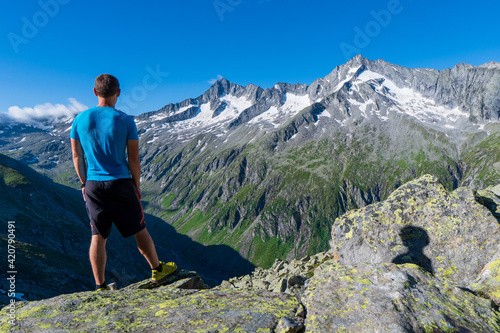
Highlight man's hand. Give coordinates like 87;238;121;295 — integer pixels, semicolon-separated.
82;187;86;202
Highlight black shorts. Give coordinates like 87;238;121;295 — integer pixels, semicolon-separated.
85;178;145;239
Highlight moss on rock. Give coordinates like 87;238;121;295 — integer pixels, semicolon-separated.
0;284;300;332
303;260;500;332
471;250;500;304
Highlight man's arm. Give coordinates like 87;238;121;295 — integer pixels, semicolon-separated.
71;138;87;198
127;139;141;198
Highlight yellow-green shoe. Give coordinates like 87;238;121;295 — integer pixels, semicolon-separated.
96;286;110;291
152;261;177;283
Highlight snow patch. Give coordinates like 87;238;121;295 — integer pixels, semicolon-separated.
348;65;361;75
164;95;255;138
282;93;311;113
219;95;254;117
356;71;468;126
249;106;280;128
200;142;208;152
147;136;159;144
348;99;368;114
331;66;362;92
318;111;331;118
478;124;485;130
248;93;311;127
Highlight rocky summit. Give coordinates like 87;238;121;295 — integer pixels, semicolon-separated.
2;175;500;332
331;174;500;285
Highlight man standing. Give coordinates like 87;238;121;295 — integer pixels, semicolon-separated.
70;74;176;291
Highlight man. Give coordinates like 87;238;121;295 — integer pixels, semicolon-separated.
70;74;176;291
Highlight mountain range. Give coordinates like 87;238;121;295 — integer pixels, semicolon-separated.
1;55;499;284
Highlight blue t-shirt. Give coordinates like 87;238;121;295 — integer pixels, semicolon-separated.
70;107;139;181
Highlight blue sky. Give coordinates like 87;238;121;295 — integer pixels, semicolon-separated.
0;0;499;118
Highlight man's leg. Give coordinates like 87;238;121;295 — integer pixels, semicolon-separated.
89;234;107;285
134;228;160;269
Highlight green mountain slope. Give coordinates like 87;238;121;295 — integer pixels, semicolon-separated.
140;109;484;269
0;153;94;304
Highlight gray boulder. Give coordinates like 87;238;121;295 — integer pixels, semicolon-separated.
302;260;500;332
471;250;500;304
331;174;500;285
475;184;500;217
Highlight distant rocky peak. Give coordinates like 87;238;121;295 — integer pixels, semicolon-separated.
347;54;367;66
480;61;500;70
202;78;244;102
272;82;309;97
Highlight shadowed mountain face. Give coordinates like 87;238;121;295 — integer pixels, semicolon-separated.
0;154;254;304
0;56;499;270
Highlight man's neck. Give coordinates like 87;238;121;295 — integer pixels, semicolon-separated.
97;97;117;108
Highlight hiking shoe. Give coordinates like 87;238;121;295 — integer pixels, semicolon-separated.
152;261;177;283
96;286;110;291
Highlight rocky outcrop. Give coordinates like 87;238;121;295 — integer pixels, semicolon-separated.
303;261;500;332
0;273;302;333
331;174;500;285
3;175;500;332
475;184;500;217
472;250;500;304
219;252;333;294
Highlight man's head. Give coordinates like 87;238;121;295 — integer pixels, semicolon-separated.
94;74;120;98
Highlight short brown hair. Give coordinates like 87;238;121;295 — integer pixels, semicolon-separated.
95;74;120;98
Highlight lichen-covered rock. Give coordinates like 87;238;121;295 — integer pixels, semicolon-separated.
471;250;500;304
302;260;500;332
331;174;500;285
218;252;333;294
475;184;500;217
123;270;208;291
275;316;304;333
0;286;300;332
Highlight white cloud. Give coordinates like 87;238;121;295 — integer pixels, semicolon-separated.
208;74;224;85
0;98;88;126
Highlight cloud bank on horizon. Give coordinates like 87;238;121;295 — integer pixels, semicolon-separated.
0;98;88;127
